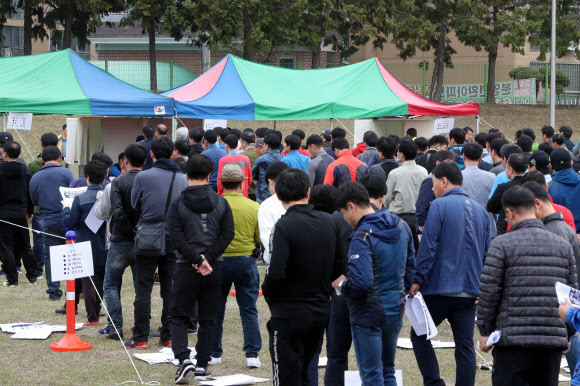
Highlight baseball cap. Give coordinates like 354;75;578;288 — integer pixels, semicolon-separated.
322;128;332;137
528;151;550;174
0;132;13;145
219;164;248;182
550;148;571;167
255;138;265;147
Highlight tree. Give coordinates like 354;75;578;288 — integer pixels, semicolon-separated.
17;0;47;55
0;0;17;31
510;66;570;95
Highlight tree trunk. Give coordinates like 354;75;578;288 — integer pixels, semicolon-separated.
311;43;321;69
242;11;254;61
62;0;74;49
487;43;498;104
148;23;157;91
429;23;446;102
23;0;32;55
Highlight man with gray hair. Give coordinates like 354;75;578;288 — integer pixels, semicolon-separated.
175;127;189;140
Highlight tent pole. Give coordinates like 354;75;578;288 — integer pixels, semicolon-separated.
171;116;177;142
330;118;333;130
273;120;276;130
476;116;480;134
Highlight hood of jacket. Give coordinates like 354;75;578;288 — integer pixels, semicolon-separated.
153;158;182;173
1;161;26;179
180;185;219;214
355;210;402;243
552;168;580;186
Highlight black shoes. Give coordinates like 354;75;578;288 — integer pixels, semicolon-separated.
175;360;195;384
194;367;211;380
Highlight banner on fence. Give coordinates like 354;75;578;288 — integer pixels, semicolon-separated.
407;79;537;105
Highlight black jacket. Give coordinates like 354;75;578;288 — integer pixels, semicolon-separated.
0;161;33;218
188;143;204;158
416;149;438;174
487;175;523;235
167;185;235;266
262;204;346;320
110;169;141;242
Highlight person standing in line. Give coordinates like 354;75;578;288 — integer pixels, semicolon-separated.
448;128;466;169
252;134;283;203
415;135;448;174
188;128;205;157
136;126;155;170
239;131;258;200
332;182;415;385
410;162;491;386
168;155;235;384
368;136;399;183
200;130;227;193
488;138;510;176
325;128;348;160
263;169;345;386
216;134;252;198
281;134;311;172
323;138;368;187
356;131;379;165
306;134;334;187
489;143;523;196
478;185;577;386
549;148;580;230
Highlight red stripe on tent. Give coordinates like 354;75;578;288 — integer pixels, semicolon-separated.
375;58;479;117
167;56;229;102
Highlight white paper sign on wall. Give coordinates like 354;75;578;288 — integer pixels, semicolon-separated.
7;112;33;131
50;241;94;281
203;119;227;131
433;118;455;135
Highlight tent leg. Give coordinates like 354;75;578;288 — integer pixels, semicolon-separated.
171;116;177;142
476;116;480;134
273;120;276;130
330;118;333;130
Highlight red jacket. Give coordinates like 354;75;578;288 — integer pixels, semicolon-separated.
507;195;576;232
217;154;253;198
352;142;366;157
282;148;310;157
323;150;368;187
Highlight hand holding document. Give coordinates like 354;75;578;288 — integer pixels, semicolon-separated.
405;291;438;339
555;281;580;308
477;330;501;351
60;186;87;207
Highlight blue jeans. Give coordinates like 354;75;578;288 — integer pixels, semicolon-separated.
43;223;65;299
103;241;137;329
212;256;261;358
351;319;403;386
568;333;579;379
32;214;44;276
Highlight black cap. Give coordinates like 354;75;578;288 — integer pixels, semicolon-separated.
0;132;13;145
528;150;550;174
306;134;323;147
550;147;571;167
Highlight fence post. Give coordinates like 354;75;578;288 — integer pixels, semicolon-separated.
483;63;488;104
545;64;549;105
170;60;174;90
422;62;427;97
104;59;108;73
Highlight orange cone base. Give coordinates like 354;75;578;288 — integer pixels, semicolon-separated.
50;333;92;352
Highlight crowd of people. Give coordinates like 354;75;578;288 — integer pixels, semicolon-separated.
1;122;580;385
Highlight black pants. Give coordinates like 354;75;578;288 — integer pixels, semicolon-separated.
133;251;176;342
0;217;37;285
324;295;352;386
169;263;221;367
268;317;326;386
492;346;561;386
82;265;105;322
397;213;419;254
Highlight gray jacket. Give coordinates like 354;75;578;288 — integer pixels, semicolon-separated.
543;211;580;280
477;219;577;349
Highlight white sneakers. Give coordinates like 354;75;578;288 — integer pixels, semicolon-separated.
247;357;262;368
208;357;222;365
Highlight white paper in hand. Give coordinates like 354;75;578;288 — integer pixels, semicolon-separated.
477;330;501;351
555;281;580;308
405;292;438;339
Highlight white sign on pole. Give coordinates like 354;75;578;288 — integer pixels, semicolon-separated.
433;118;455;135
203;119;227;131
7;112;33;131
50;241;94;281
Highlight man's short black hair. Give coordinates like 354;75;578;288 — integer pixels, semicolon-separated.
309;185;338;214
41;132;59;147
463;126;473;134
552;133;564;146
428;135;448;147
335;181;371;210
521;170;547;186
264;133;281;150
414;137;428;152
284;135;301;151
560;125;573;138
142;126;155;139
63;124;67;130
541;125;555;139
118;153;124;162
522;181;550;204
449;128;466;145
136;135;145;142
218;128;231;141
306;134;323;148
231;128;242;140
3;141;21;159
462;142;483;161
174;157;187;174
84;160;107;185
507;153;527;174
501;143;523;159
175;138;191;156
203;129;218;144
42;146;61;162
292;129;306;141
388;133;400;145
407;128;417;138
331;138;350;151
359;174;387;199
432;162;463;186
377;137;397;159
241;131;255;145
224;134;239;150
331;127;347;140
243;127;254;133
486;132;502;145
186;155;214;180
398;138;418;160
265;161;290;184
124;144;147;167
189;128;204;143
363;131;379;147
474;133;487;148
538;141;553;155
488;128;500;134
255;127;269;139
515;130;523;139
517;135;533;153
491;138;509;156
502;185;536;213
433;150;455;163
151;137;174;160
522;127;536;140
91;152;113;169
275;169;310;203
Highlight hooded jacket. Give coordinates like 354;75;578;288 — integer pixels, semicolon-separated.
252;149;283;202
167;185;235;267
0;161;33;218
549;168;580;230
341;211;416;327
542;211;580;280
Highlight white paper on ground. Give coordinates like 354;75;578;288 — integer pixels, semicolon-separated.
318;357;328;367
50;323;84;332
0;322;44;333
396;338;455;349
60;187;87;207
134;347;196;365
344;370;402;386
559;374;571;382
85;197;105;234
405;292;438;339
198;375;269;386
11;325;53;339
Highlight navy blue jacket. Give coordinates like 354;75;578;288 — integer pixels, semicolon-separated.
549;168;580;230
414;187;491;296
63;185;107;267
137;138;154;170
252;149;283;202
201;143;227;189
342;211;415;327
415;176;435;227
29;163;75;227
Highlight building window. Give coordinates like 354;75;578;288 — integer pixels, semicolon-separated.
278;56;295;69
10;0;24;19
1;26;24;56
327;52;335;64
